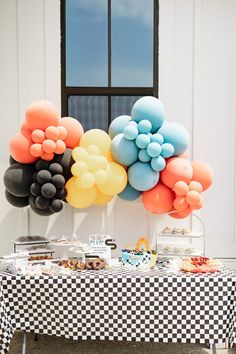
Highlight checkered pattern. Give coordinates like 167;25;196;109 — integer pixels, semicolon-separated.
0;266;236;353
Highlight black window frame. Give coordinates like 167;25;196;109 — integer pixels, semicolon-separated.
60;0;159;123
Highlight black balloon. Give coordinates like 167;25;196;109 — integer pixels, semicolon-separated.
30;205;54;216
4;163;34;197
35;195;50;209
30;182;41;197
41;183;56;198
35;160;49;171
5;190;29;207
55;188;67;199
51;174;65;189
36;170;52;184
29;195;36;208
49;163;63;176
53;148;73;181
9;155;17;165
49;198;63;213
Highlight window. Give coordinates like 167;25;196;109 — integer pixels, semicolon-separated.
61;0;159;131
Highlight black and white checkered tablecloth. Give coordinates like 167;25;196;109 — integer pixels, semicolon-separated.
0;266;236;353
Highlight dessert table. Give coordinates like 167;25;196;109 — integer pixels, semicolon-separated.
0;266;236;354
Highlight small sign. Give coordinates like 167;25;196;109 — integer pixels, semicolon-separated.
88;235;116;263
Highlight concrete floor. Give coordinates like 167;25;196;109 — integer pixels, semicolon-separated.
8;332;235;354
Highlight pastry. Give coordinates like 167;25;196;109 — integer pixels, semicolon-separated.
28;255;53;261
92;258;106;270
172;228;182;234
162;227;171;234
85;260;94;270
181;228;191;235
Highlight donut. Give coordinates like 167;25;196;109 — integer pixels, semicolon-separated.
85;260;94;270
92;258;106;270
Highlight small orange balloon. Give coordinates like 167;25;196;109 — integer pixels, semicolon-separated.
58;126;67;140
30;143;42;157
25;100;59;131
172;181;189;196
191;200;203;210
173;196;188;212
41;152;54;161
45;126;59;141
186;190;201;206
10;133;37;164
191;161;213;191
142;182;174;214
59;117;84;149
161;157;193;188
55;139;66;154
189;181;203;193
42;139;56;154
31;129;45;143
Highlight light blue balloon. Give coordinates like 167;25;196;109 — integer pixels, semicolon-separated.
135;134;150;149
108;115;131;139
147;142;162;158
161;143;175;158
158;122;189;156
137;120;152;134
131;96;165;133
128;162;159;191
118;183;141;201
138;149;151;162
151;156;166;172
123;125;139;140
111;133;138;166
150;133;164;145
127;121;137;127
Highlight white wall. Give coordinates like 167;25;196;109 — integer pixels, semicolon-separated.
0;0;236;258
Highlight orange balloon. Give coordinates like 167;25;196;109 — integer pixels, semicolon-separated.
20;121;32;140
169;206;192;219
31;129;45;143
191;161;213;191
161;157;193;188
10;133;37;164
173;196;188;212
42;139;56;154
41;152;54;161
58;126;67;140
45;126;59;140
191;200;203;210
59;117;84;149
30;143;42;157
186;190;201;206
142;182;174;214
25;100;59;131
172;181;189;196
55;139;66;154
189;181;203;193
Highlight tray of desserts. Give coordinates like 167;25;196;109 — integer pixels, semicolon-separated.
159;227;202;238
13;236;50;246
167;257;222;273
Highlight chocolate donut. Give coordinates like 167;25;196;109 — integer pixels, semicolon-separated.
92;258;106;270
85;260;94;270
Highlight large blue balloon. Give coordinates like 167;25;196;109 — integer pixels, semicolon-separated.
128;162;159;191
111;133;138;166
131;96;165;133
158;122;189;156
118;183;141;201
108;115;131;139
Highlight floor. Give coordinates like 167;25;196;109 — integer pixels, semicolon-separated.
8;332;235;354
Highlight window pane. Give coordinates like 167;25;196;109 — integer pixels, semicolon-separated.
68;96;108;131
111;96;142;120
66;0;108;87
111;0;153;87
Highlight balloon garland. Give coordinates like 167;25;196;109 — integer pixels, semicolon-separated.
3;97;213;218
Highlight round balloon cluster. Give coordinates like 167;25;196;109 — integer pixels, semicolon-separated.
4;96;213;218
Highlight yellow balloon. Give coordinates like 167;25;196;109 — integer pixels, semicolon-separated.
97;162;127;196
65;177;97;208
76;172;95;189
71;161;88;177
87;155;108;172
86;144;100;155
94;169;108;185
72;147;89;162
79;129;111;157
94;191;114;205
